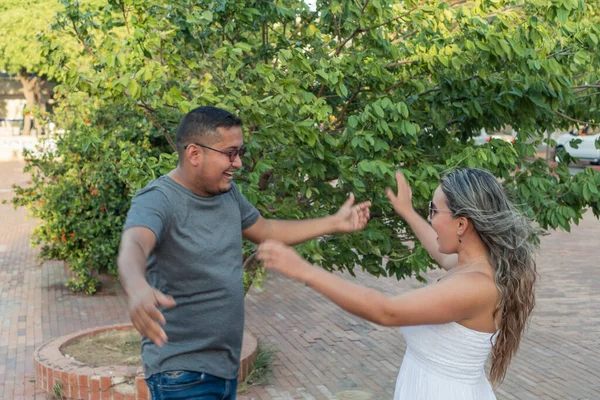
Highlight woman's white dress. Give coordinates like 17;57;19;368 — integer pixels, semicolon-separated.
394;322;497;400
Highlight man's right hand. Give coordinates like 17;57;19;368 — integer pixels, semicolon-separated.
128;285;176;347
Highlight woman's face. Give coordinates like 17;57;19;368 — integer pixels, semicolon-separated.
429;186;459;254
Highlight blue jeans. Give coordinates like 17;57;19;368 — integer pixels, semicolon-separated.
146;371;237;400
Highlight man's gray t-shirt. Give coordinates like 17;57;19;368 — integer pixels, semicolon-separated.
123;176;260;380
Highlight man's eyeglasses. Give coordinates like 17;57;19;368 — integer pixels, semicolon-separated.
184;143;247;162
428;201;453;220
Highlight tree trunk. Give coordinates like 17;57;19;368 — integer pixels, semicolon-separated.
258;169;273;190
17;70;44;136
33;78;46;135
546;130;551;162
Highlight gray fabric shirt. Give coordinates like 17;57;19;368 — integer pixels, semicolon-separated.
123;176;260;380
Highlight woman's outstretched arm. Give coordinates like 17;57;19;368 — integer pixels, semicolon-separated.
257;240;495;327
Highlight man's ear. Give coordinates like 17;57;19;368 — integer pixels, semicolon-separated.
186;145;202;167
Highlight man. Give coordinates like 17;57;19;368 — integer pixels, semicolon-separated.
117;106;371;399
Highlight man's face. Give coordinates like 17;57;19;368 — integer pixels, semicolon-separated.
194;126;244;197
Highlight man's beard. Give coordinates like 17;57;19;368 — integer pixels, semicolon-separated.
206;184;233;196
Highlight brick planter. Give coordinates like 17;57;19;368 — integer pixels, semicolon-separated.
34;324;258;400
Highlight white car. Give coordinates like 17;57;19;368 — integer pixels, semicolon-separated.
554;128;600;165
472;128;516;146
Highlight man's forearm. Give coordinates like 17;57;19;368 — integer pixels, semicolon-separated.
117;241;151;296
266;216;339;245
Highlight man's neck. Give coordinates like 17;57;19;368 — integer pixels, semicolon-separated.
168;167;211;197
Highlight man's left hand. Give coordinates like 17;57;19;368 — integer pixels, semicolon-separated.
333;193;371;233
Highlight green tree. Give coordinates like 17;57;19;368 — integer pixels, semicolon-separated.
0;1;62;134
0;0;99;134
11;0;600;293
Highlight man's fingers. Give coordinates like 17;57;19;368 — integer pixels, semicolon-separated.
132;308;165;346
131;317;145;338
356;201;371;210
130;296;170;347
146;299;170;325
341;193;355;208
141;308;168;346
155;290;176;309
351;201;371;229
145;325;166;346
360;203;371;219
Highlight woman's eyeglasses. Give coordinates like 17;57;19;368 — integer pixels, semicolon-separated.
429;201;453;219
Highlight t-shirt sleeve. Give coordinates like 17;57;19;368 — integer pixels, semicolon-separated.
231;182;260;230
123;186;171;243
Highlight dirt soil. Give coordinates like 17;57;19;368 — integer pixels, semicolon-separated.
60;328;142;367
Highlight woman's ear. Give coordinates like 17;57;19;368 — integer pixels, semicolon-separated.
457;216;469;235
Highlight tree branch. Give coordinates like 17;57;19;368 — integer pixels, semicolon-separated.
136;102;177;151
485;4;524;18
70;20;96;58
384;254;412;262
416;86;441;97
334;88;362;128
336;10;343;44
365;0;427;32
393;30;418;44
384;59;418;69
449;0;471;7
554;110;600;127
317;84;327;98
572;82;600;93
318;1;370;98
289;11;317;39
546;49;574;59
258;169;274;190
332;0;425;54
334;0;371;56
120;1;131;35
576;91;600;100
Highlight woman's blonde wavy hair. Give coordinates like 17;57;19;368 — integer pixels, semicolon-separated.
440;168;537;387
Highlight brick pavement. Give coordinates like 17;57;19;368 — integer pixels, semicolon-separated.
1;159;599;399
0;161;131;399
241;212;600;400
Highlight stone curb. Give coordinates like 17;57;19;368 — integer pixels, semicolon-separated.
34;323;258;400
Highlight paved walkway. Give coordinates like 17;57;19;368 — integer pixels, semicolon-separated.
1;159;599;399
0;161;130;399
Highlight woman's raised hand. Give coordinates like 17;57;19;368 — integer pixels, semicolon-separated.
386;170;414;217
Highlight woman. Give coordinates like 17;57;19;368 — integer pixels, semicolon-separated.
257;168;537;399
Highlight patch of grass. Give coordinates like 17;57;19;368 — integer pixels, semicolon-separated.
52;381;65;399
61;328;141;367
238;341;278;393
